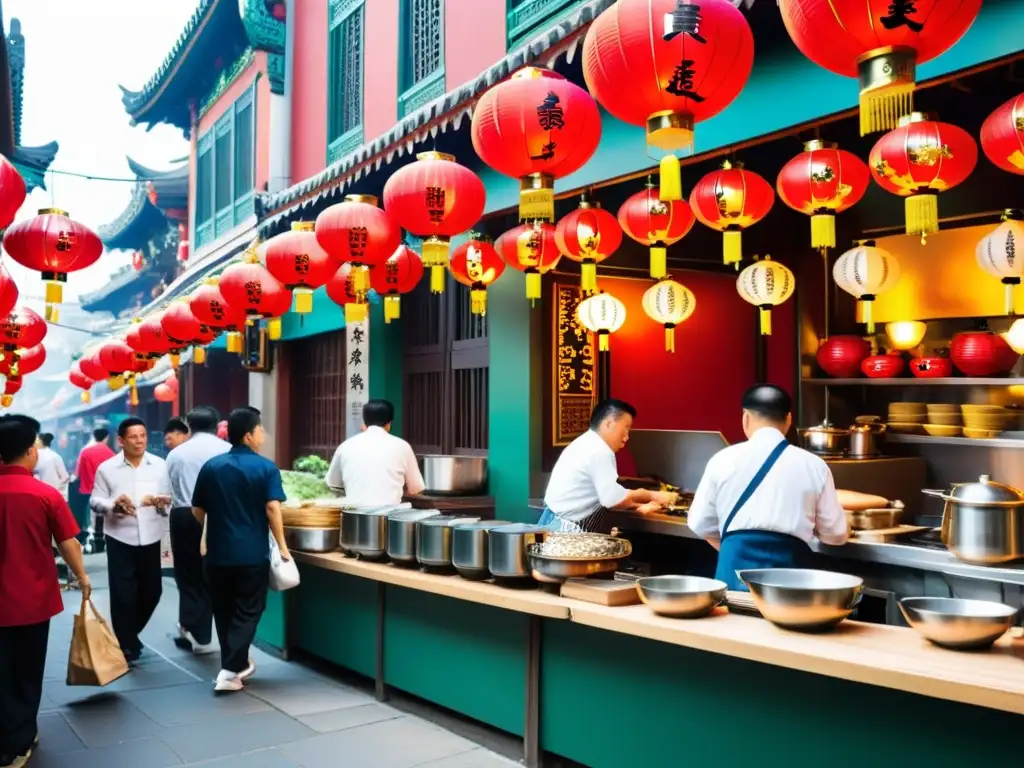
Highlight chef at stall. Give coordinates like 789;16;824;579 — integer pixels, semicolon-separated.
539;399;677;533
687;384;849;590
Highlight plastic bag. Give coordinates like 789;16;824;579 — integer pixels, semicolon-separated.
268;533;300;591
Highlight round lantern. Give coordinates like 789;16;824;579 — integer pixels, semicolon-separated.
690;161;774;268
98;339;135;389
950;330;1018;377
495;222;561;301
450;237;506;316
177;238;190;263
0;342;45;380
555;198;622;292
737;256;795;336
776;140;871;250
886;321;928;351
816;335;871;378
617;179;695;278
976;209;1024;316
79;350;109;383
137;313;175;362
218;248;293;341
153;383;176;403
325;263;361;313
0;154;26;231
981;93;1024;175
315;194;400;322
162;299;214;365
868;113;977;241
833;242;901;333
0;263;19;318
577;291;627;352
2;208;103;320
778;0;982;135
471;67;600;222
382;151;485;293
190;278;248;354
0;305;47;353
642;279;696;353
369;244;424;322
582;0;754;201
68;362;95;404
263;221;339;315
1;377;22;408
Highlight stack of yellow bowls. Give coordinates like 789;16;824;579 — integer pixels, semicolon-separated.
924;404;962;437
887;402;926;434
962;405;1016;438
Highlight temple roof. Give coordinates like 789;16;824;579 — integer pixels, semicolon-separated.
98;156;189;250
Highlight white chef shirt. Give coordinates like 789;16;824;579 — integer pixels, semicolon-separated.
543;429;628;522
326;426;425;506
89;452;172;547
34;447;69;498
687;427;848;545
166;432;231;509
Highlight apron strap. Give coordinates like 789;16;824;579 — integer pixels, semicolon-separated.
722;438;789;537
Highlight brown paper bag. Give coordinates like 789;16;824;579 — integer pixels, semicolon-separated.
66;598;130;686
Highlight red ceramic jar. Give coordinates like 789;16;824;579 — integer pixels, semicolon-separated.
816;335;871;378
861;353;906;379
909;355;953;378
950;331;1019;377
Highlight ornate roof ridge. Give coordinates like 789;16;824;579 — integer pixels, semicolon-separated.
126;155;189;180
97;182;151;243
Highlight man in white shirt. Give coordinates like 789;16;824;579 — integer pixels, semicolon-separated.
33;433;68;498
541;400;677;533
688;384;849;591
90;417;172;661
326;399;425;506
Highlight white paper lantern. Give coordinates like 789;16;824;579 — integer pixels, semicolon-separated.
577;292;626;351
642;279;696;352
736;256;795;336
833;242;900;333
976;211;1024;316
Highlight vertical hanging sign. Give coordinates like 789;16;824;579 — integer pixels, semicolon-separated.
552;283;596;445
346;316;370;438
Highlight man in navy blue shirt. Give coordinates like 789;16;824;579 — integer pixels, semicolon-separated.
192;407;290;693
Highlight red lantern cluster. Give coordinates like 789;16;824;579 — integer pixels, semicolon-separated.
617;180;695;278
450;237;505;316
0;306;47;353
554;199;622;293
219;247;293;340
163;299;216;365
263;221;339;315
690;161;774;268
0;342;45;382
369;245;424;323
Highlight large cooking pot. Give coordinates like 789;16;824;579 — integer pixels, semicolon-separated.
340;507;396;560
416;516;480;568
922;475;1024;564
849;419;885;458
452;520;511;580
418;455;488;495
386;509;441;565
800;422;848;456
488;523;548;581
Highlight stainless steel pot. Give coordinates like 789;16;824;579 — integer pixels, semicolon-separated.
418;455;488;495
848;420;885;458
387;509;440;565
416;515;480;568
488;523;548;581
340;507;397;560
284;526;339;553
922;475;1024;564
452;520;511;580
800;422;848;456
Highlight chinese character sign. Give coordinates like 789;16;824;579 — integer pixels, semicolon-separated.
346;318;371;438
552;283;596;445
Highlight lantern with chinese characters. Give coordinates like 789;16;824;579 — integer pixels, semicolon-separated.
778;0;982;135
0;153;26;230
1;377;22;408
0;306;47;355
776;140;871;250
263;222;339;316
495;222;562;301
450;237;506;316
138;313;176;363
218;249;293;341
68;362;95;403
0;263;18;318
555;198;622;292
583;0;754;201
190;278;248;354
472;67;600;223
325;263;360;313
369;245;424;323
981;93;1024;175
833;242;901;333
617;179;695;279
315;194;400;322
577;291;627;355
153;383;176;403
79;350;109;384
0;342;45;381
690;161;774;268
642;279;696;353
2;208;103;320
383;152;485;293
976;210;1024;316
737;257;795;336
162;299;214;364
869;113;977;241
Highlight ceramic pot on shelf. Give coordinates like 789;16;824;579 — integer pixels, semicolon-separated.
816;335;871;378
861;351;906;379
950;331;1019;377
910;353;953;379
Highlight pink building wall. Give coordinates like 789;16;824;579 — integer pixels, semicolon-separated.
364;0;400;140
444;0;506;89
291;0;329;182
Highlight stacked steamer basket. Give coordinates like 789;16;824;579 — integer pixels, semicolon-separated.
886;402;926;435
282;499;345;552
923;403;962;438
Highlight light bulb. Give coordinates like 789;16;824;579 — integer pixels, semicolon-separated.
1004;319;1024;354
885;321;927;351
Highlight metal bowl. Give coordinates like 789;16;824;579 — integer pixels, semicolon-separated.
738;569;864;632
899;597;1018;650
636;575;727;618
525;535;632;584
284;526;339;553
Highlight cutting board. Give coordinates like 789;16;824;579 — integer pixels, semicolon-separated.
561;578;641;606
853;525;932;543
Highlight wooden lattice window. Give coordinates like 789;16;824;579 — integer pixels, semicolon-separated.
408;0;443;85
328;0;364;162
233;92;254;198
289;331;348;461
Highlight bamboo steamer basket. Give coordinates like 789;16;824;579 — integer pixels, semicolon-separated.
281;503;343;529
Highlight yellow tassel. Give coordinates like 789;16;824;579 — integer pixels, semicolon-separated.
525;272;542;301
759;307;772;336
859;85;914;136
193;346;207;365
471;289;487;316
422;237;450;268
581;261;597;292
905;194;938;239
810;213;836;249
723;230;742;267
598;332;609;352
1006;283;1015;317
430;265;446;294
294;290;313;314
0;395;11;407
659;155;682;202
665;326;675;353
268;317;282;340
45;281;62;305
862;300;875;334
345;302;368;324
384;295;401;322
45;305;60;323
170;353;180;369
226;332;243;354
81;391;91;404
520;187;554;223
649;246;667;279
352;265;370;293
108;375;124;391
130;382;139;407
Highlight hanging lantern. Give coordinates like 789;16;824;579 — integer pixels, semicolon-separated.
263;221;339;315
68;362;95;404
690;161;774;268
555;197;622;293
495;222;561;302
138;313;176;363
2;208;103;321
617;179;695;279
325;263;362;316
132;250;145;271
153;383;176;403
0;263;19;318
869;113;977;242
1;377;22;408
833;242;901;333
165;371;179;393
0;305;47;354
219;248;293;341
0;154;26;231
737;256;796;336
315;194;400;323
79;350;109;383
97;339;135;390
642;279;696;352
582;0;754;201
577;291;627;351
382;151;485;293
886;321;928;352
778;0;982;135
981;93;1024;176
162;299;213;365
0;342;45;381
177;238;190;263
369;245;424;323
450;237;506;316
976;210;1024;316
776;140;871;250
471;67;600;222
190;278;248;354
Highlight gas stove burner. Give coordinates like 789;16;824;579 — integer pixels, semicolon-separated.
907;528;945;551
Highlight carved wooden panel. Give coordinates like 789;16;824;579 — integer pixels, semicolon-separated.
289;331;347;461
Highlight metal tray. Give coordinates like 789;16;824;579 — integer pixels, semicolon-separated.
525;536;632;584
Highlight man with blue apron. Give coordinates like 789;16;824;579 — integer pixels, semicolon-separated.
687;385;849;591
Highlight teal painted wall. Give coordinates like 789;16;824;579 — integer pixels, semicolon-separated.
255;590;287;653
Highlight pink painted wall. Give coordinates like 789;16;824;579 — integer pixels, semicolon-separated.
364;0;399;139
444;0;506;89
291;0;328;182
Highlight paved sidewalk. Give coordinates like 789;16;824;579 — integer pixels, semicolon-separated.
31;556;518;768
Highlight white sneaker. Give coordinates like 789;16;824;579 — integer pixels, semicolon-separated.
214;670;243;692
186;630;217;655
238;658;256;681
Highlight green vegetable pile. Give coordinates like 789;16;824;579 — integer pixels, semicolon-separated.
281;470;331;503
292;454;330;477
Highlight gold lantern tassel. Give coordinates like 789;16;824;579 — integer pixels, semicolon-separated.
294;289;314;314
129;378;139;407
905;193;938;242
859;86;914;136
0;395;11;408
665;324;676;353
268;317;282;340
759;306;772;336
45;281;62;306
45;304;60;323
1004;280;1018;317
351;265;370;293
525;270;542;302
810;212;836;250
384;295;401;323
857;297;877;334
723;229;743;269
108;375;124;391
471;289;487;316
430;265;446;294
81;391;91;404
170;353;180;369
520;173;554;223
581;261;597;293
649;245;667;279
659;156;682;202
598;331;610;352
193;346;207;365
226;332;243;354
345;302;368;324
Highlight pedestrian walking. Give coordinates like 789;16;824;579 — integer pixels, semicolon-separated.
89;417;172;662
192;407;290;692
163;418;190;452
74;428;115;552
166;406;229;654
34;432;69;498
0;415;91;768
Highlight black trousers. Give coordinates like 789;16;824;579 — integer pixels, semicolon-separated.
0;620;49;759
105;537;163;655
169;507;213;645
206;563;269;674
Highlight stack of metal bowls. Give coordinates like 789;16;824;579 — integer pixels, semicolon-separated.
899;597;1018;650
738;569;864;632
340;506;402;560
636;575;728;618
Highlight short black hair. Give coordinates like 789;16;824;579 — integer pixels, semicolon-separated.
590;399;637;430
165;418;189;435
363;399;394;428
186;405;220;434
0;414;40;463
39;432;55;448
117;417;146;439
741;384;792;424
93;428;109;442
227;406;261;446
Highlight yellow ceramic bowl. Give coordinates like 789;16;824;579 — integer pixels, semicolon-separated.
889;402;927;413
926;404;960;414
963;414;1015;431
887;422;925;434
887;412;926;424
924;424;963;437
963;427;1003;439
961;404;1010;415
926;413;962;426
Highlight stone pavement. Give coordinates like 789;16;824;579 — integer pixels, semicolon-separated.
31;555;519;768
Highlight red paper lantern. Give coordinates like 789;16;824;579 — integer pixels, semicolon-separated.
263;221;339;315
471;67;600;222
0;342;45;380
0;305;47;352
325;263;360;312
861;352;906;379
869;113;977;242
0;263;19;317
190;279;247;354
383;151;485;293
816;335;871;378
582;0;754;200
165;371;179;392
68;362;94;404
98;339;135;380
153;383;176;403
369;245;424;323
778;0;982;135
218;250;293;341
1;376;22;408
776;140;871;250
132;250;145;271
177;238;190;263
617;180;695;278
79;351;109;383
950;331;1018;377
980;93;1024;176
0;153;26;230
162;299;213;365
495;222;561;301
690;161;774;268
555;199;622;292
910;354;953;378
450;238;506;316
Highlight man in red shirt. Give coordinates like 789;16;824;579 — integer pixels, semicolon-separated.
75;428;115;553
0;414;91;768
